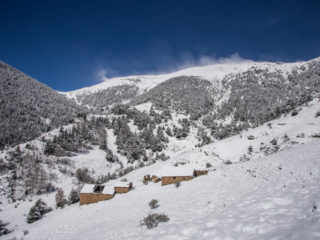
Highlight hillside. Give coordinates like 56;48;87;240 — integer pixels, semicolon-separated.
64;58;320;129
0;61;85;148
1;94;320;239
2;138;320;239
16;140;320;240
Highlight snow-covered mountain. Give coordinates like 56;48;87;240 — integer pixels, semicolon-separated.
62;57;320;125
63;59;305;99
1;57;320;239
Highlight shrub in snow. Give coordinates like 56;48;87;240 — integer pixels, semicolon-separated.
311;133;320;138
68;188;80;204
248;145;253;155
45;182;56;193
270;138;278;146
315;111;320;118
197;127;211;146
296;133;305;138
76;168;93;183
57;158;71;165
26;199;52;224
291;109;299;116
142;213;169;229
223;160;232;165
247;135;255;140
282;134;290;142
239;154;250;162
56;188;67;208
175;182;181;188
157;153;169;161
148;199;159;209
0;219;12;236
206;162;213;168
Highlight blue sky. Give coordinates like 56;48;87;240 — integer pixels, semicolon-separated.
1;0;320;91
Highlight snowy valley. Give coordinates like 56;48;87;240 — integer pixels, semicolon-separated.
1;58;320;239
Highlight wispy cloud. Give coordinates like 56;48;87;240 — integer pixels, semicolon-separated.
176;52;250;68
96;52;251;82
143;52;252;76
95;67;119;82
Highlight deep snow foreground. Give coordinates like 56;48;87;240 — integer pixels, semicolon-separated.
9;139;320;240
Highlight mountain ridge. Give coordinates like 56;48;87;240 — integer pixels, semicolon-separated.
62;58;310;99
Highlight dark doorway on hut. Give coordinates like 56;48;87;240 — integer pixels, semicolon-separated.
93;185;104;193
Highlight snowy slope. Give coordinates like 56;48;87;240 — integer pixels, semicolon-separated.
62;59;307;100
4;139;320;240
177;98;320;165
2;98;320;240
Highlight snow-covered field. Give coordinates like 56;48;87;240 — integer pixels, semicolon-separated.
3;139;320;240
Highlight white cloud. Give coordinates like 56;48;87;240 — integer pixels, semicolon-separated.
181;52;250;68
95;53;252;81
95;67;119;82
148;52;252;75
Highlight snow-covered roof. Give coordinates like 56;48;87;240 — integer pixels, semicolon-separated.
155;166;194;177
80;184;115;195
80;184;96;194
106;180;132;188
194;167;208;171
101;186;115;195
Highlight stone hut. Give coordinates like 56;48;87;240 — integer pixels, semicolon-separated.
193;169;209;177
80;184;115;205
107;181;133;194
152;175;161;183
143;175;152;184
157;167;194;186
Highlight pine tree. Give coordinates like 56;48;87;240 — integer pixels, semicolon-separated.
55;188;67;208
150;105;156;116
68;188;80;204
148;199;159;209
26;199;52;223
44;140;55;155
156;127;168;143
106;149;118;163
165;127;173;137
